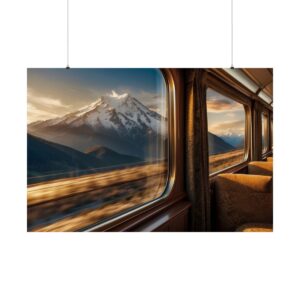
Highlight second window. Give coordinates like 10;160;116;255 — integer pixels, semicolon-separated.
206;88;247;174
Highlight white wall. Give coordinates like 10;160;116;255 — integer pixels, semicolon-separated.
0;1;299;300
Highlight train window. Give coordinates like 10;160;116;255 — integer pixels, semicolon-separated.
27;68;170;231
262;112;269;153
206;88;246;174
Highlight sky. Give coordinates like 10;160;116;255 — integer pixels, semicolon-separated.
206;88;245;136
27;68;167;123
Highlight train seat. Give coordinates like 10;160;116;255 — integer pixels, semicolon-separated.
236;223;273;232
213;174;273;232
248;161;273;176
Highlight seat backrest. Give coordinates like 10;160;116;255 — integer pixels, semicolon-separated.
248;161;273;176
213;174;273;231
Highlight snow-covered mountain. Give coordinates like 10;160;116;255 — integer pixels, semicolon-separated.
28;91;167;159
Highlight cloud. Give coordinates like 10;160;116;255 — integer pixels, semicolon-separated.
207;98;242;113
206;89;243;113
34;97;68;108
27;89;71;123
28;89;70;109
27;103;59;123
209;120;245;136
225;112;236;118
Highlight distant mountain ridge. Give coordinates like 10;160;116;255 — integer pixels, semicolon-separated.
208;132;236;155
85;145;141;165
28;134;141;183
28;91;166;159
220;134;244;149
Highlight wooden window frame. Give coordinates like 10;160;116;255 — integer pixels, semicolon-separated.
87;69;187;232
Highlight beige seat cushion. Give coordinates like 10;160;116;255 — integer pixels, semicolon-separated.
214;174;273;232
267;157;273;162
236;223;273;232
248;161;273;176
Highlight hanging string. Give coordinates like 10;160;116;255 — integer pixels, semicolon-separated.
66;0;70;69
231;0;234;69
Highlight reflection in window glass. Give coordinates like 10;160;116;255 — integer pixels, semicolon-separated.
27;68;169;232
206;88;246;174
262;112;268;153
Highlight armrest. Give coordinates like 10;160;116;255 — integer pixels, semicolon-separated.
248;161;273;176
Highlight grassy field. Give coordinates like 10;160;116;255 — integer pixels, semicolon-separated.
27;162;168;232
209;149;245;174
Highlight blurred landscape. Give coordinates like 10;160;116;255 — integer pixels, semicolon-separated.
28;162;167;231
209;149;245;174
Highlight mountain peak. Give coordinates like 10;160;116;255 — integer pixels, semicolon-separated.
109;90;129;99
28;91;167;157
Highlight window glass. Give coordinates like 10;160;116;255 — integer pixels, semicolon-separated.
206;88;246;174
262;112;269;153
27;68;169;231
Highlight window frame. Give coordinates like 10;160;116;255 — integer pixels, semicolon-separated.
85;68;179;232
205;75;252;177
28;69;180;232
